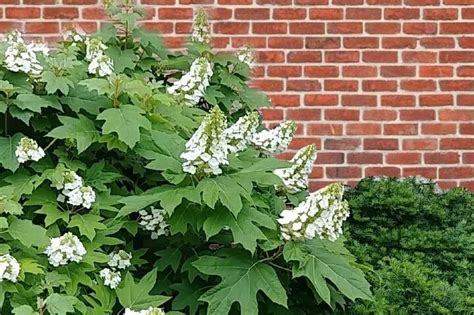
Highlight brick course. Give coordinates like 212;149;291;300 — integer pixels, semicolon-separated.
1;0;474;189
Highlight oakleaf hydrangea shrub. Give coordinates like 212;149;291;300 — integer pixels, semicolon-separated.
344;177;474;314
0;2;372;314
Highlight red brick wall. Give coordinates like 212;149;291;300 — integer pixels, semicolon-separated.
1;0;474;190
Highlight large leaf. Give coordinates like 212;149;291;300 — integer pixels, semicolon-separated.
203;206;275;254
61;85;112;115
196;176;246;216
8;217;49;248
116;269;170;309
47;115;100;153
45;293;77;315
193;251;287;315
14;94;60;113
26;186;69;227
0;133;23;172
68;214;106;241
283;239;372;305
97;105;151;148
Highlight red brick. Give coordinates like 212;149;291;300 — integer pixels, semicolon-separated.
325;109;360;120
255;51;285;63
235;8;270;20
142;22;174;34
327;22;363;34
307;124;343;135
366;167;401;177
364;139;399;150
440;109;474;121
273;8;306;19
439;167;474;179
400;109;436;120
386;153;421;164
403;139;438;150
332;0;363;4
63;0;97;3
327;167;362;179
24;0;55;3
458;95;474;106
425;152;460;164
420;37;455;48
366;22;401;34
251;79;283;92
257;0;291;4
346;8;382;20
158;8;193;19
401;80;437;92
424;8;458;20
459;37;474;48
214;22;249;34
269;95;300;107
346;123;381;135
288;51;322;63
219;0;252;3
309;8;343;20
362;80;398;92
384;124;418;135
404;23;437;34
464;153;474;164
421;123;457;134
342;66;377;77
405;0;440;4
325;51;359;63
314;152;345;164
268;66;302;77
347;153;383;164
232;37;266;48
253;22;287;34
208;8;232;20
440;52;474;63
324;138;361;150
458;66;474;77
324;80;359;91
363;51;398;63
419;95;454;106
287;80;321;91
268;38;303;48
381;66;416;77
304;66;339;77
342;95;377;106
25;22;59;34
463;8;474;19
289;23;324;34
5;7;40;19
44;7;79;19
403;168;437;178
381;95;416;107
440;138;474;149
441;23;474;34
403;52;437;63
343;37;379;49
260;109;283;121
287;109;321;120
82;7;106;19
364;110;398;121
383;37;417;48
367;0;401;4
304;94;338;106
175;23;192;34
440;80;474;91
290;137;322;150
306;37;341;49
385;8;419;19
419;66;453;77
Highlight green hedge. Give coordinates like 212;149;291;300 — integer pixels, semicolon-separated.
344;177;474;314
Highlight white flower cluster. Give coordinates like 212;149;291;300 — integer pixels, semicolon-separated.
108;250;132;270
237;46;255;68
139;207;169;239
124;307;165;315
55;170;96;209
64;29;86;43
0;254;20;283
44;232;86;267
3;30;49;76
278;183;350;242
84;37;113;77
99;250;132;289
223;111;260;154
251;121;296;155
274;144;317;193
15;137;45;164
192;8;210;44
100;268;122;289
181;106;229;176
167;57;213;106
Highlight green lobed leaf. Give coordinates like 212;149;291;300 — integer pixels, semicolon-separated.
0;133;23;172
45;293;77;315
8;217;49;248
68;214;106;241
47;114;100;153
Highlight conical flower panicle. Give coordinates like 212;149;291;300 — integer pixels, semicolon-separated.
251;121;296;155
84;37;114;77
4;30;49;76
180;106;229;177
274;144;317;193
237;46;255;68
223;111;260;154
278;183;350;242
167;56;213;106
192;8;211;44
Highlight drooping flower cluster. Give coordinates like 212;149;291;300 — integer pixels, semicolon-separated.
124;307;166;315
108;250;132;270
192;8;211;44
55;170;96;209
139;207;169;239
237;46;255;68
223;111;260;154
84;37;114;77
0;254;20;283
44;232;86;267
251;121;296;155
3;30;49;76
278;183;350;242
274;144;317;193
99;268;122;289
15;137;45;164
181;107;229;176
64;29;86;43
167;57;213;106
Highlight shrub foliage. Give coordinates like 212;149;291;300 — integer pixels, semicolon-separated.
0;2;371;314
